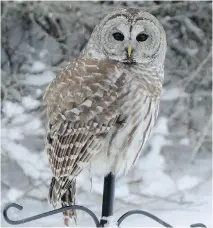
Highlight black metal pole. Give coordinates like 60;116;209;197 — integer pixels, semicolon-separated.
100;172;115;227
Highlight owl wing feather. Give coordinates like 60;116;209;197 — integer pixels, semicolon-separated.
43;57;127;203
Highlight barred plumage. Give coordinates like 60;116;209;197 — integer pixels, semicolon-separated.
44;8;166;226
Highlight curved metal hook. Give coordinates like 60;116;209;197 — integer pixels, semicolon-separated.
3;203;207;227
117;210;207;228
3;203;100;227
190;224;207;227
117;210;173;227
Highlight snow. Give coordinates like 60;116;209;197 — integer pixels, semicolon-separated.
30;61;46;73
152;117;169;135
7;189;23;202
28;185;49;200
39;49;49;59
3;142;42;179
135;118;176;197
115;182;130;198
180;138;190;145
11;113;29;125
36;88;43;96
177;175;201;191
22;70;56;86
1;127;24;141
161;87;188;101
22;96;40;109
101;216;118;227
140;171;177;197
1;177;211;227
2;101;24;118
23;117;42;132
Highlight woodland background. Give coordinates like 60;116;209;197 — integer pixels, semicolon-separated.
1;1;212;227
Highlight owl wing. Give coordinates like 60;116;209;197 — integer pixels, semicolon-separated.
43;57;127;202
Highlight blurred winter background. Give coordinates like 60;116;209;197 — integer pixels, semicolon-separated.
1;1;212;227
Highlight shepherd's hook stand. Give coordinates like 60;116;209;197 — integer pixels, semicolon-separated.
3;173;207;227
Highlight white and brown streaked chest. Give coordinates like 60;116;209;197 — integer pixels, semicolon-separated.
89;64;164;176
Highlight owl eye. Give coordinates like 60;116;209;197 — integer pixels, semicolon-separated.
136;33;149;42
112;32;124;41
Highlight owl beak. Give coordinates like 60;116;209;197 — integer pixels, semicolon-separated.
127;45;132;58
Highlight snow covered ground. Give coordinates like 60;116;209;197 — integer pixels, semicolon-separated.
1;154;212;227
1;87;212;227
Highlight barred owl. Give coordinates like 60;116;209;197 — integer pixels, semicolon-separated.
43;8;166;226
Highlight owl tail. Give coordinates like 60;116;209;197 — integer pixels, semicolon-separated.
48;177;77;227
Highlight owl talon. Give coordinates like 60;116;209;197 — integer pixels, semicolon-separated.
63;215;69;227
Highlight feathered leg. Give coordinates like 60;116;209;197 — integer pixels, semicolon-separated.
48;177;77;227
61;181;77;227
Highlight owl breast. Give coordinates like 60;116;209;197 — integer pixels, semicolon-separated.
89;77;161;177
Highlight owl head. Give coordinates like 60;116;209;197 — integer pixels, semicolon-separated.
84;8;167;66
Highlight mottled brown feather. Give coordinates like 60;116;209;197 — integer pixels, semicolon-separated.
43;57;127;204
